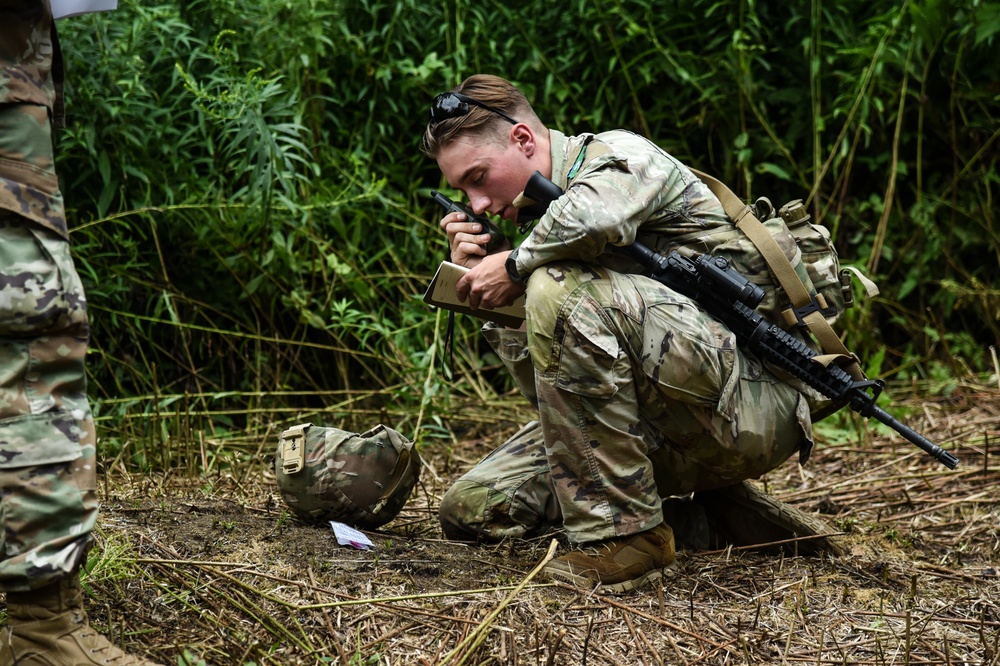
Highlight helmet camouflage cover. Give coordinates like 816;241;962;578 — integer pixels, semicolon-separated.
275;423;421;528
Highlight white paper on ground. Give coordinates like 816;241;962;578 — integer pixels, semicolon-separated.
329;521;374;550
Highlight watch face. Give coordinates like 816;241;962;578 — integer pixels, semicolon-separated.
504;250;520;281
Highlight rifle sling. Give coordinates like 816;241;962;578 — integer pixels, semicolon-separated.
690;168;864;381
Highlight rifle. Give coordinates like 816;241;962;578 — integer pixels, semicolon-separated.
519;171;959;469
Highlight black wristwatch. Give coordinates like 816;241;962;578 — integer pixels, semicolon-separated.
505;248;528;284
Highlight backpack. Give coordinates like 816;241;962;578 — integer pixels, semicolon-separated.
691;169;879;419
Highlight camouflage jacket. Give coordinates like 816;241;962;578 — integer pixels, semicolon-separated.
0;0;67;238
511;129;805;324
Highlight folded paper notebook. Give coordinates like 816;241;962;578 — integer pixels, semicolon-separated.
423;261;525;328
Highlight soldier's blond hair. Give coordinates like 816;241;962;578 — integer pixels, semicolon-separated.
420;75;545;158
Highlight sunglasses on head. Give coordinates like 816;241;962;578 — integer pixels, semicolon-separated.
429;91;518;126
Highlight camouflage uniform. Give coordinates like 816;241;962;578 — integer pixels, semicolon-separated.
439;129;813;545
0;0;99;592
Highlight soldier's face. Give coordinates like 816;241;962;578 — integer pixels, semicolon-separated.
436;124;542;222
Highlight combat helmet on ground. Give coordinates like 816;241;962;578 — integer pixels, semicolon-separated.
275;423;421;528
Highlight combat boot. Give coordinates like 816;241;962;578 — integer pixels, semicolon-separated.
543;522;675;594
676;479;847;555
1;573;163;666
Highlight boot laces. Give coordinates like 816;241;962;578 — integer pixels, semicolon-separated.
585;532;639;557
75;624;132;664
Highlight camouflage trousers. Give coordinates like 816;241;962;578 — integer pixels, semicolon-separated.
0;212;97;592
439;262;812;544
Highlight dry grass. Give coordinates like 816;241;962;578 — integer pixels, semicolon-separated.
73;386;999;665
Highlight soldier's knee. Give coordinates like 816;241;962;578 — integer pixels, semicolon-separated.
439;479;539;543
438;480;489;541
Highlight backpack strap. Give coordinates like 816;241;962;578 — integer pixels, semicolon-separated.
690;168;865;381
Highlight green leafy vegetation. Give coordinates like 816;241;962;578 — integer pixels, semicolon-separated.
55;0;1000;465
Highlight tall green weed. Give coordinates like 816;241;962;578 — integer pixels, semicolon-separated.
55;0;1000;466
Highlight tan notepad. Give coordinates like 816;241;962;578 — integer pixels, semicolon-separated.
423;261;525;328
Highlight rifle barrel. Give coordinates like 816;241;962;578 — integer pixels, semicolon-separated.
865;402;960;469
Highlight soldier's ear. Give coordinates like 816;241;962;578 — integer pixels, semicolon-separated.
510;124;536;158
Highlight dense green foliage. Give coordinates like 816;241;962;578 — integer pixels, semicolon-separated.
55;0;999;452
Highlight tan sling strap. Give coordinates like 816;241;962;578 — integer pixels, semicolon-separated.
690;168;865;381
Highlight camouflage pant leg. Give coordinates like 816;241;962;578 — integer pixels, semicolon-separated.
525;263;810;544
481;324;537;406
0;213;98;592
439;420;563;541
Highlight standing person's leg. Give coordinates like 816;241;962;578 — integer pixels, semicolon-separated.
0;216;163;664
0;215;98;591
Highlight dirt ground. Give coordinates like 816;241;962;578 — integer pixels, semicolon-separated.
78;387;999;665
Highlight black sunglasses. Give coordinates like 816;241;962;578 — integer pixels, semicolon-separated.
429;92;518;126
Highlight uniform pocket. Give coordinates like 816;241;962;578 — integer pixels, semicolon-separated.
0;223;86;337
0;411;83;469
550;294;623;399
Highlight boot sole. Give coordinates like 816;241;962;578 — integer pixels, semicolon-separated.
542;562;671;595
